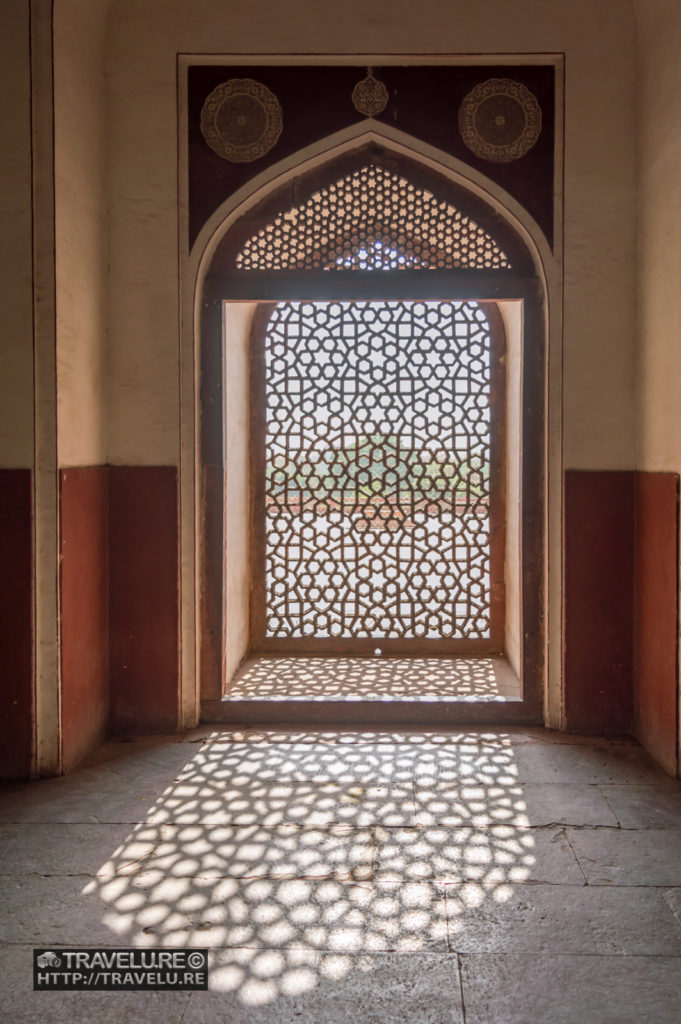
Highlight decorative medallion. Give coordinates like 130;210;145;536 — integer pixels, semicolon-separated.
200;78;283;163
352;68;389;117
458;78;542;163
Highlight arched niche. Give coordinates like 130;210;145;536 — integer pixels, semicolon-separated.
188;137;551;725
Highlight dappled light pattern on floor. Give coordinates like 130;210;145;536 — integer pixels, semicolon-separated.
2;729;681;1022
227;656;520;701
85;733;532;960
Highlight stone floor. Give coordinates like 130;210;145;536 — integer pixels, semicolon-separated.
1;726;681;1022
228;656;521;701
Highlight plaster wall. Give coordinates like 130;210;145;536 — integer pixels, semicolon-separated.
500;301;522;680
223;302;255;687
636;0;681;476
635;0;681;771
105;0;637;471
0;0;34;468
54;0;109;467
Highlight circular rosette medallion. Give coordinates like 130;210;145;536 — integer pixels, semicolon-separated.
458;78;542;163
200;78;283;163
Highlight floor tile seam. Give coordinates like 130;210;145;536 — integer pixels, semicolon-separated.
138;819;655;829
55;813;673;826
411;778;678;787
564;824;681;833
0;821;169;829
11;809;678;825
204;945;460;954
456;950;681;960
370;825;379;879
6;874;446;889
6;871;681;887
197;733;538;739
152;824;376;834
55;734;656;749
143;820;418;828
177;760;671;768
455;951;468;1021
89;869;379;882
197;741;655;749
0;941;473;958
177;992;192;1024
177;943;456;955
10;937;681;956
413;776;674;782
374;823;651;831
0;819;154;826
662;890;681;934
441;880;681;892
595;780;681;789
1;871;109;879
596;783;624;827
561;827;589;885
378;876;592;886
0;941;460;954
171;776;417;786
449;944;681;958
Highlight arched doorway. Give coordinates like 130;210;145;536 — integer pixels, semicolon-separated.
196;143;546;724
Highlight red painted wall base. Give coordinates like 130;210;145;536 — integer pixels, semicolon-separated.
0;469;32;779
109;466;179;734
60;468;109;772
634;473;679;776
565;470;679;774
564;471;634;734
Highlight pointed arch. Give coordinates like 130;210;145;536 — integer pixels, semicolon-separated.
190;122;552;291
200;138;539;290
181;122;556;727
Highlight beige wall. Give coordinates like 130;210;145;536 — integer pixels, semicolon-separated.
0;0;34;468
500;301;523;680
223;303;256;685
636;0;681;475
105;0;637;471
636;0;681;761
54;0;109;467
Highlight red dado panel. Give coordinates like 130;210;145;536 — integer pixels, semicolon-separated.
109;467;179;733
0;469;32;779
60;468;109;771
564;471;634;734
200;464;226;702
634;473;679;775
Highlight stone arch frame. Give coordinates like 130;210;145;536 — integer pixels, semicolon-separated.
181;124;559;726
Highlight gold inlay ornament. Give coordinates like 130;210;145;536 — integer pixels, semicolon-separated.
459;78;541;163
352;68;389;117
200;78;283;163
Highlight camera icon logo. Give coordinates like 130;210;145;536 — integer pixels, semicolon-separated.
37;952;62;969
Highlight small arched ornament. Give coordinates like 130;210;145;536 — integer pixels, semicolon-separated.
458;78;542;163
352;69;389;118
200;78;283;163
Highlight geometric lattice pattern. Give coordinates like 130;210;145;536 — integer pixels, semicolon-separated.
237;165;511;271
263;300;492;639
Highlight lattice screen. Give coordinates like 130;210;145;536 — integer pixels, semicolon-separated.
236;165;511;271
262;300;493;640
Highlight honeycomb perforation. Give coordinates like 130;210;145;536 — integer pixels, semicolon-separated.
236;165;511;271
